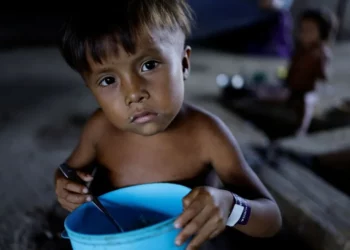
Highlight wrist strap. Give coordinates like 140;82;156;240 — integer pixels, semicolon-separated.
226;193;251;227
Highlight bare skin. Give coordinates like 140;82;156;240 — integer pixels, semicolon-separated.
55;28;282;250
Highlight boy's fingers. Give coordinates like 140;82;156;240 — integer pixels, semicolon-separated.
65;181;89;194
186;215;222;250
57;189;90;211
56;178;69;196
56;170;92;212
57;189;83;204
58;197;79;212
77;171;94;182
186;224;213;250
175;200;203;229
182;188;200;208
65;192;91;204
209;229;221;240
57;187;90;204
176;206;211;245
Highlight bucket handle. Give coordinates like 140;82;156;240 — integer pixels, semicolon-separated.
61;230;69;239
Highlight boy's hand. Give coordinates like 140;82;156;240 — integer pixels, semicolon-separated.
55;169;94;211
174;187;234;250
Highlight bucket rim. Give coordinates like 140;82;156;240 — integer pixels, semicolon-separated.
64;182;190;242
64;216;177;243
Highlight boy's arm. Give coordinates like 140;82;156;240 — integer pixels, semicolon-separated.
64;109;104;168
55;109;104;211
204;115;282;237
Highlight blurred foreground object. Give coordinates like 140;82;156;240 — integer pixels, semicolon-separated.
276;66;288;81
259;0;294;10
188;0;294;57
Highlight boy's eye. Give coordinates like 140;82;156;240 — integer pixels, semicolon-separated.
99;76;116;87
141;60;159;72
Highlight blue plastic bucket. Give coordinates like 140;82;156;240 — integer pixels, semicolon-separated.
62;183;192;250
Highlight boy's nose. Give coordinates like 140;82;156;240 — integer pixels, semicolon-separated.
124;84;150;106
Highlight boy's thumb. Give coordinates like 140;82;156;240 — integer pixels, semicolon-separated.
77;171;94;182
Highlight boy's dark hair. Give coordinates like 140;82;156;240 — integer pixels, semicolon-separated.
299;8;337;41
59;0;194;73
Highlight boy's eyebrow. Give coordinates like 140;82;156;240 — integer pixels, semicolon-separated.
94;67;116;75
87;46;164;76
84;66;116;80
132;46;163;60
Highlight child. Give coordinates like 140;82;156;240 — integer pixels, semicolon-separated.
54;1;282;249
256;8;336;137
286;8;336;136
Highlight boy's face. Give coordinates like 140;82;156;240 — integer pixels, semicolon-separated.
83;29;191;136
298;19;321;47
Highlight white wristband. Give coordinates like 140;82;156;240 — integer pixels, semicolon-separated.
226;193;251;227
226;203;244;227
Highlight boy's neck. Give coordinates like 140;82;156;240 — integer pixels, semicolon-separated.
164;103;188;132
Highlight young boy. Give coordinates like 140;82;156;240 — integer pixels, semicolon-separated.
54;1;281;249
286;8;336;136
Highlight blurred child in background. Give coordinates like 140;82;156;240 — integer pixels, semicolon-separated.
257;7;337;137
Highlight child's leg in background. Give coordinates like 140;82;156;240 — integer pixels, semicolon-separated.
291;92;319;137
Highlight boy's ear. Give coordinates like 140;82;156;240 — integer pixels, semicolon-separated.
182;45;192;80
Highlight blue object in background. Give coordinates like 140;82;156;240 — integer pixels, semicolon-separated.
62;183;192;250
188;0;294;40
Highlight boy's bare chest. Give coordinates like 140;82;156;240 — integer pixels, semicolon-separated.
95;135;207;187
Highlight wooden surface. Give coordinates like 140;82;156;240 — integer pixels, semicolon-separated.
220;96;350;141
256;156;350;250
280;127;350;155
316;147;350;169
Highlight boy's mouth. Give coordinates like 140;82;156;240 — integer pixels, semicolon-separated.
130;111;158;124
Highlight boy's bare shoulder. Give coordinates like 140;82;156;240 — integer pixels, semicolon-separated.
80;108;112;143
185;104;242;173
186;104;233;142
65;108;112;167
